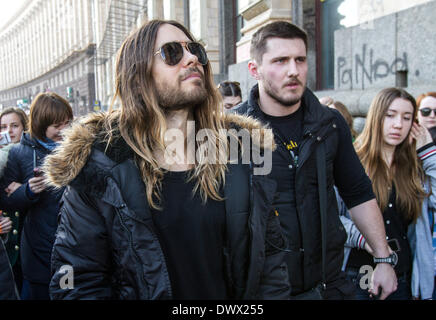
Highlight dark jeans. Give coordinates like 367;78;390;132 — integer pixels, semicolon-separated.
22;279;49;300
345;267;411;300
433;277;436;300
317;272;356;300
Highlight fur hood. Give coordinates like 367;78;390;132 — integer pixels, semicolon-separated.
43;111;275;189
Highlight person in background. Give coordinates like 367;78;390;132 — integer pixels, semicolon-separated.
417;92;436;143
343;87;435;300
323;100;358;141
0;92;73;300
319;96;333;106
0;107;29;296
416;91;436;299
218;81;242;111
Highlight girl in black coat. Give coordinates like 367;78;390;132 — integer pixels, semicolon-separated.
0;92;73;300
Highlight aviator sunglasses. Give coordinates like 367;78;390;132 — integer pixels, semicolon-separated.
419;108;436;117
154;41;208;66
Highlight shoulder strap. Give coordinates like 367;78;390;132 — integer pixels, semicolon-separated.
316;141;327;290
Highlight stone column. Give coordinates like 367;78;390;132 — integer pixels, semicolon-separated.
236;0;292;63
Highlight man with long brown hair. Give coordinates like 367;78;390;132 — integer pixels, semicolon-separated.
43;19;290;299
238;20;397;299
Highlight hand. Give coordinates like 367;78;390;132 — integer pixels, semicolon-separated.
0;216;12;234
28;176;47;194
369;263;397;300
410;122;433;150
5;181;22;197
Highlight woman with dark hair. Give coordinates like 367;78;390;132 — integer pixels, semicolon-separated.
218;81;242;110
343;88;435;300
0;107;29;297
0;92;73;299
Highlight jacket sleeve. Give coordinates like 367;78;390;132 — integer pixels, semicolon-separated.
408;203;435;299
419;143;436;209
0;147;39;212
49;186;112;300
258;210;291;299
409;144;436;299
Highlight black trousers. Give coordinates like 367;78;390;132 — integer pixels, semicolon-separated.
26;280;49;300
322;272;356;300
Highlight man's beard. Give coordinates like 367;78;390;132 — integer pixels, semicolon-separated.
264;77;305;107
156;68;208;111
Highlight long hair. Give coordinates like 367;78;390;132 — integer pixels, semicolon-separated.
354;87;426;222
107;19;227;209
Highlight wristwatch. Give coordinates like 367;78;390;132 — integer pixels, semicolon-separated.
373;252;398;267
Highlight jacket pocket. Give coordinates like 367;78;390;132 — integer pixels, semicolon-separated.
265;210;288;255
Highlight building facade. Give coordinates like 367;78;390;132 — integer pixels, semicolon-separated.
228;0;436;130
0;0;232;115
3;0;432;121
0;0;96;115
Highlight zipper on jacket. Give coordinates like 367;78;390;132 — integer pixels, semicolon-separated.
247;162;255;298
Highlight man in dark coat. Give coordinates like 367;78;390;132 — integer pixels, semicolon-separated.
237;21;397;299
43;19;291;300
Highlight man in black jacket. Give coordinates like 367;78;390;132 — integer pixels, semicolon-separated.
237;21;397;299
43;19;290;299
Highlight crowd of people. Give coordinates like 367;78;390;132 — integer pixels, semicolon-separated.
0;19;435;301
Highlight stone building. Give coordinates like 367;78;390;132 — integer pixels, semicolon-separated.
0;0;234;115
3;0;433;122
0;0;97;115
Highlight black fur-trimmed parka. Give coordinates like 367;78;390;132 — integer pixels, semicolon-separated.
43;112;291;300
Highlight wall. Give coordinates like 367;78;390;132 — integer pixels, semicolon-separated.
316;0;436;119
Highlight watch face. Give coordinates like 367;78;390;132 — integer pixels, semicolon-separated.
391;252;398;266
374;252;398;267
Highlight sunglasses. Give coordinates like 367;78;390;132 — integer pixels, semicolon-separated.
419;108;436;117
154;41;208;66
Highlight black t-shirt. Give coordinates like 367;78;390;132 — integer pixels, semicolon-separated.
151;170;228;299
259;106;303;193
348;186;413;275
